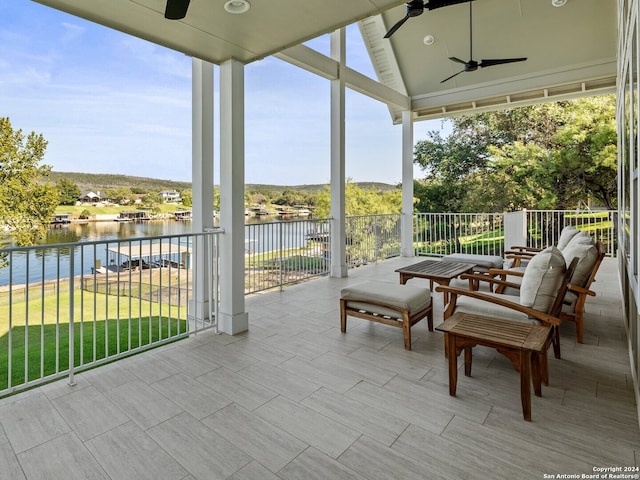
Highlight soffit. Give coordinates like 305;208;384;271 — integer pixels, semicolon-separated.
32;0;406;64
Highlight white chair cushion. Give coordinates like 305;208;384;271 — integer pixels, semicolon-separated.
564;231;594;249
557;226;580;250
442;253;503;272
519;246;566;313
452;294;540;325
562;243;598;288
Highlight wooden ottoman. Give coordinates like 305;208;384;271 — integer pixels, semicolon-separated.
442;253;503;273
340;281;433;350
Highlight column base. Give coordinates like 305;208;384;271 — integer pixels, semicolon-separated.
218;311;249;335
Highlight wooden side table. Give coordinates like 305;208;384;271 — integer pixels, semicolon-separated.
435;312;552;421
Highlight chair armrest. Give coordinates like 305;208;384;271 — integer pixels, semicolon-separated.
459;273;522;292
567;284;596;297
505;251;538;258
488;268;525;278
508;245;543;253
436;285;561;326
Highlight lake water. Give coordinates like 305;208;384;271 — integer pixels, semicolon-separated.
0;216;325;286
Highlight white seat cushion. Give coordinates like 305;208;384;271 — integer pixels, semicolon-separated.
341;281;431;319
442;253;503;273
452;293;540;325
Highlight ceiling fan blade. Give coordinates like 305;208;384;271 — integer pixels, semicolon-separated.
165;0;190;20
440;69;465;83
448;57;468;65
384;14;410;38
479;58;527;68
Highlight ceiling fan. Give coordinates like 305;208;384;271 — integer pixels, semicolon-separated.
384;0;471;39
440;1;526;83
165;0;190;20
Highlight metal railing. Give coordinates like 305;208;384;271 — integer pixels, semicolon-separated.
0;209;617;397
244;218;331;294
345;214;402;267
0;231;221;397
242;214;402;293
413;212;505;257
524;210;617;257
412;210;617;258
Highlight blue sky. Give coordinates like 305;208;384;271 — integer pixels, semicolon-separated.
1;1;447;185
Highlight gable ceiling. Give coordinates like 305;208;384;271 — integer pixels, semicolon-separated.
33;0;617;123
363;0;616;121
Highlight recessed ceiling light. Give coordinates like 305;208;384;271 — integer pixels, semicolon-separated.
224;0;251;14
551;0;567;6
423;35;435;45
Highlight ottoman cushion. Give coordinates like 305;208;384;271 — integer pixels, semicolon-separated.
340;281;431;319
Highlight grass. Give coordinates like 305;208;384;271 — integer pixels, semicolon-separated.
0;280;189;391
0;316;187;390
55;204;186;216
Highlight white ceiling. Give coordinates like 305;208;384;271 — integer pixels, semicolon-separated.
365;0;617;121
33;0;617;122
33;0;406;63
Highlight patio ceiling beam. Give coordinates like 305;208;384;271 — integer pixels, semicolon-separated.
410;59;617;121
275;44;410;110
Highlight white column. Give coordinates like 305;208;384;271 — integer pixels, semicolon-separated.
190;58;214;324
219;58;249;335
401;110;414;257
330;29;347;278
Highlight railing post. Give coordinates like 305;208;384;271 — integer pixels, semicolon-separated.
68;247;76;387
279;221;284;291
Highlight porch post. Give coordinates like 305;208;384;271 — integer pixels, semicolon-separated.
191;58;214;324
330;28;347;277
219;58;249;334
401;110;414;257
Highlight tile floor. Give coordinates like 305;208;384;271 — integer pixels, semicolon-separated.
0;256;638;480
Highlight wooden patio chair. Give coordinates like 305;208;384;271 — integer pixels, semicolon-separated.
504;225;580;267
488;240;605;344
437;249;578;369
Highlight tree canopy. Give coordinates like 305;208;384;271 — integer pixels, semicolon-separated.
314;181;401;218
0;118;59;245
413;95;617;212
55;178;81;206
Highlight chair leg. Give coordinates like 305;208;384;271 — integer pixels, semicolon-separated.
402;313;412;350
552;326;561;359
576;312;584;344
426;306;434;331
340;300;347;333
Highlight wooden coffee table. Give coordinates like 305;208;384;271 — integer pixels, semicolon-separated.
395;259;476;303
435;312;552;421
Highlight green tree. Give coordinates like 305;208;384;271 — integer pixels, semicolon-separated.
314;182;401;217
105;186;135;205
0;118;59;245
413;95;617;212
55;178;81;206
181;189;192;207
142;191;162;207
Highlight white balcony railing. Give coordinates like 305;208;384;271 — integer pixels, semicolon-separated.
0;209;617;397
0;231;221;397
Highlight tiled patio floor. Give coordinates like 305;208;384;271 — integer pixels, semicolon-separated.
0;257;638;479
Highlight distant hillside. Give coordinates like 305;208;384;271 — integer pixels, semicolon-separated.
49;172;398;193
49;172;191;192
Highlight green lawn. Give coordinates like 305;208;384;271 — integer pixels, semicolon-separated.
0;316;187;390
0;284;188;391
